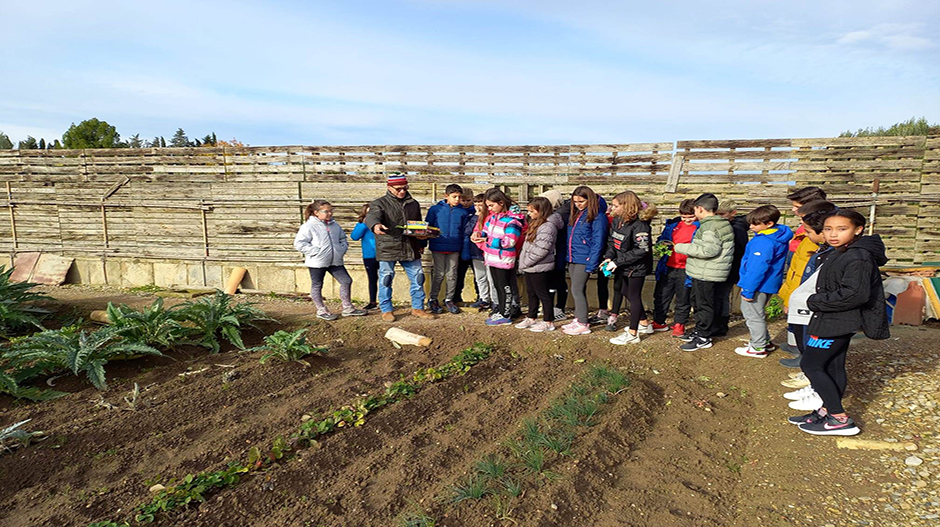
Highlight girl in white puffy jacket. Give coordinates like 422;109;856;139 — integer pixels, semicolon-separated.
294;200;366;320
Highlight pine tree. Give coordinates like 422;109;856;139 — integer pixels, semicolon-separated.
170;128;189;147
52;139;62;149
0;131;12;149
160;137;166;148
38;138;46;150
18;136;39;149
127;134;143;148
62;118;121;148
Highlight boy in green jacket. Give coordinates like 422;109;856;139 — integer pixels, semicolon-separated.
673;193;735;351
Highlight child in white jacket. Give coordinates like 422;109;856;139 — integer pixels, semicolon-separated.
294;200;366;320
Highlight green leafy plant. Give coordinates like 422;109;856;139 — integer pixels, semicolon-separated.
652;241;673;259
0;370;66;401
447;474;489;504
4;326;162;390
175;290;274;353
106;298;188;349
0;266;50;337
134;463;249;523
765;295;784;321
247;329;326;366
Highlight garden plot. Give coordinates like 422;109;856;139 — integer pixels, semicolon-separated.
2;284;937;526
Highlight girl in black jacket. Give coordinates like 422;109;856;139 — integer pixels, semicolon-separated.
604;191;658;345
794;210;889;436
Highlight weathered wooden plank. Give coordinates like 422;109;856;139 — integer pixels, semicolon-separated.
677;139;792;149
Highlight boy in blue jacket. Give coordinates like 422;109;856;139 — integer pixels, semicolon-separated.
426;184;470;314
735;204;793;358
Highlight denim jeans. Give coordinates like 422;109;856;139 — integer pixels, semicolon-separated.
378;259;426;312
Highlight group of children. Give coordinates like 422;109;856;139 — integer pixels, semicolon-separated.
295;184;889;436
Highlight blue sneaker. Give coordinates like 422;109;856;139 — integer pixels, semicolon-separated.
485;314;512;326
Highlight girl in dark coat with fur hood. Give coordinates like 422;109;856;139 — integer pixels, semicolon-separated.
791;210;889;437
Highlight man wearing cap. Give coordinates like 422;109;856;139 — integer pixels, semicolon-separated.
364;173;435;321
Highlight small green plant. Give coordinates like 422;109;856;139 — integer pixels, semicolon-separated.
134;463;249;522
106;298;188;349
4;326;162;390
447;474;488;504
652;240;673;259
475;454;508;480
399;503;436;527
1;418;44;454
765;295;784;321
247;329;326;366
175;290;275;353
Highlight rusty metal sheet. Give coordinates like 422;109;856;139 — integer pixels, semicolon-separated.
10;252;41;282
30;254;74;285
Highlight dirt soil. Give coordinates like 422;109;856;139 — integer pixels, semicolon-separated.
1;284;938;527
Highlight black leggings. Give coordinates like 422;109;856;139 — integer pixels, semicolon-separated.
620;275;647;331
363;258;379;304
800;332;852;414
490;267;516;318
610;271;625;314
525;271;554;322
549;266;568;310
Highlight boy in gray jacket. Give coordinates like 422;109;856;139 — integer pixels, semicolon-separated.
673;193;735;350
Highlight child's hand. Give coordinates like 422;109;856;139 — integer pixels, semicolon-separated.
470;232;484;244
783;306;789;314
741;294;755;302
373;224;389;235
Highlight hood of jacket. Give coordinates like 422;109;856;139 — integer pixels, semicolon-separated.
760;224;794;246
545;211;565;230
846;234;888;266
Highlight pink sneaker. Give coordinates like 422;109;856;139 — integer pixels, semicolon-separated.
529;321;555;332
563;320;591;335
561;319;579;331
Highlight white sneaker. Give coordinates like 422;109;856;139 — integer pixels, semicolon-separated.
636;324;654;335
553;307;567;322
734;344;767;358
788;372;808;381
610;331;641;345
784;386;816;401
529;321;555;332
788;392;823;411
515;317;536;329
781;376;811;389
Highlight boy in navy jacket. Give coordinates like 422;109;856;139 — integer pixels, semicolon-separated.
734;205;793;358
426;184;470;313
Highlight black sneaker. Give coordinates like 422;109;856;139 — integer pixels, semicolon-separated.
788;409;825;426
680;336;712;351
363;302;378;311
798;414;860;436
428;299;444;314
445;300;461;314
778;341;798;355
677;332;696;343
477;301;491;312
779;355;802;369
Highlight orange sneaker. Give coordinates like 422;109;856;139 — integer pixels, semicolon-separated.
381;311;395;322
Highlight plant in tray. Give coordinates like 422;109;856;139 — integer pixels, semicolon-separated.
246;328;326;366
3;326;162;390
175;290;275;353
106;298;188;349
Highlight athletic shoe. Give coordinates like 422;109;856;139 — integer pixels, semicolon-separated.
515;317;537;329
587;309;609;325
553;307;567;322
561;319;579;331
562;320;591;335
363;302;378;310
341;308;368;317
789;371;808;380
680;336;712;351
485;314;512;326
428;299;444;314
798;414;860;436
469;299;484;309
788;409;826;426
381;311;395;322
784;386;817;400
781;376;811;389
671;323;686;338
779;356;802;369
610;331;641;345
316;312;338;321
734;344;767;358
637;323;655;335
445;301;461;314
411;309;435;319
510;307;523;319
651;322;670;332
788;392;823;411
477;301;492;312
676;330;696;343
529;321;555;332
604;315;619;332
778;341;798;355
764;342;777;352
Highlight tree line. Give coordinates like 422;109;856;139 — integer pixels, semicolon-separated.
0;118;245;150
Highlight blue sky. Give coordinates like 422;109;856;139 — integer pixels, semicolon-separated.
1;0;937;146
